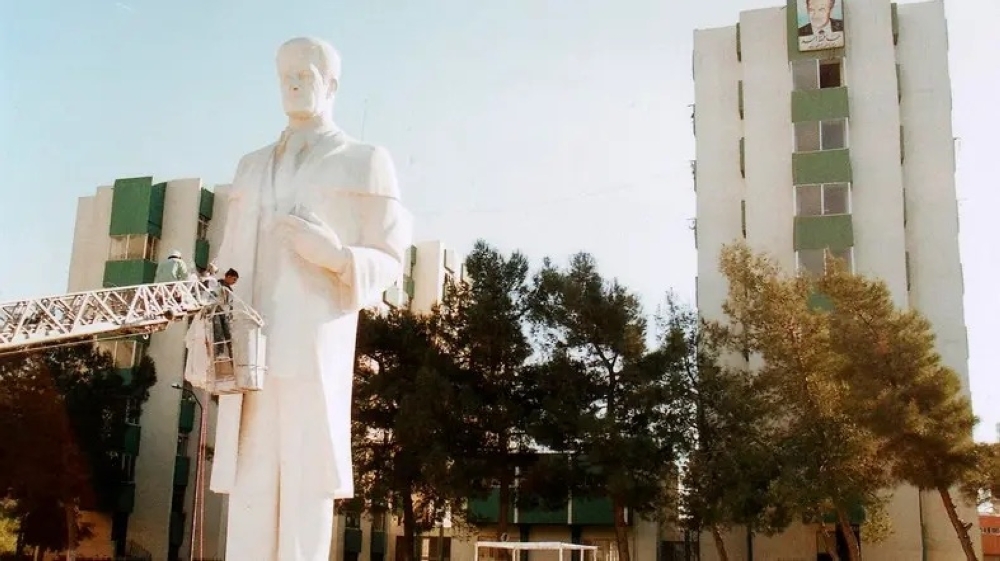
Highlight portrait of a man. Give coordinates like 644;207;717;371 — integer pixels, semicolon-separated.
797;0;845;52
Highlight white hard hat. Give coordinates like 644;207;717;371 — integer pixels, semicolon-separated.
168;250;182;259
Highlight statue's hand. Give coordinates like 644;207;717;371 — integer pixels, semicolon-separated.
276;214;347;274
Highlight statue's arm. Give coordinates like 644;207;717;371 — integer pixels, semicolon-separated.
288;147;413;309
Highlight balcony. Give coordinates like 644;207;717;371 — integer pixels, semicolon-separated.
122;423;141;456
103;260;157;288
169;511;186;546
791;87;849;123
792;149;852;185
173;455;191;487
371;530;387;555
344;527;363;553
468;488;621;526
178;399;196;434
793;214;854;251
116;483;136;513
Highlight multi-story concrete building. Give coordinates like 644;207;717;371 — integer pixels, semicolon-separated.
65;176;465;560
692;0;978;559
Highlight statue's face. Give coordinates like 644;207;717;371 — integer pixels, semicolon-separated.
277;44;333;119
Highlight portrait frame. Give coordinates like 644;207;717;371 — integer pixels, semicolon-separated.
797;0;846;52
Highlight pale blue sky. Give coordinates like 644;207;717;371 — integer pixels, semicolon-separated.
0;0;996;440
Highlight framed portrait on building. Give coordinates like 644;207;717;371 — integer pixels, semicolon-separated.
797;0;846;51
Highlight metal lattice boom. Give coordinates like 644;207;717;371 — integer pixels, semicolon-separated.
0;280;262;357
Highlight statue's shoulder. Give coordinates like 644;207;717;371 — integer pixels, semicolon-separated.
318;134;383;166
237;143;279;173
317;135;398;197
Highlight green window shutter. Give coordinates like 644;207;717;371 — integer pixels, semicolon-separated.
199;188;215;219
103;260;157;288
793;214;854;251
194;239;210;269
791;87;849;122
792;149;852;184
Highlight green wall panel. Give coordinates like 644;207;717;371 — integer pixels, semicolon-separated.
891;3;899;44
123;423;141;456
169;511;185;546
808;292;834;311
114;368;134;385
173;455;190;487
794;214;854;251
194;239;210;269
199;188;215;219
116;483;136;513
786;0;845;61
518;502;569;525
468;488;512;524
103;260;157;288
344;528;363;553
570;496;615;525
739;137;745;177
738;81;744;118
178;399;196;434
791;87;849;122
371;531;387;555
108;177;166;238
792;149;852;184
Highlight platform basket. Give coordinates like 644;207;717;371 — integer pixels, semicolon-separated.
186;312;267;395
209;316;267;394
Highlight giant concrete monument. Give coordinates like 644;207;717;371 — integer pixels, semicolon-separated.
208;36;413;560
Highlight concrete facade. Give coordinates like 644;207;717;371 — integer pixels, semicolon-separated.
693;0;979;559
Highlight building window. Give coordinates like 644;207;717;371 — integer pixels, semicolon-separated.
372;512;387;532
795;183;850;216
419;537;451;561
797;247;854;276
792;58;843;90
197;217;210;241
794;119;847;152
99;339;142;369
344;511;361;529
108;234;159;261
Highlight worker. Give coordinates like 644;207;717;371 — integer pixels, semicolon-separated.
212;268;240;359
155;250;190;284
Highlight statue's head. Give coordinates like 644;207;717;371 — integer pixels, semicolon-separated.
276;37;341;121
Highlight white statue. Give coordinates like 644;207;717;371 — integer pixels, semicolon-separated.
208;36;412;560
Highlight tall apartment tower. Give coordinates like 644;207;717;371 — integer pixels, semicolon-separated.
692;0;977;559
67;176;225;561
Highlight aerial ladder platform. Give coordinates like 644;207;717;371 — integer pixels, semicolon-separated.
0;280;267;559
0;280;255;356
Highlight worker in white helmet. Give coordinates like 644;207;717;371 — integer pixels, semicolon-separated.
154;249;190;284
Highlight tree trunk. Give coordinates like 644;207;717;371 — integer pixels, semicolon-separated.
497;471;513;561
64;501;78;561
401;491;417;561
611;500;631;561
937;486;979;561
835;509;860;561
819;525;840;561
710;526;729;561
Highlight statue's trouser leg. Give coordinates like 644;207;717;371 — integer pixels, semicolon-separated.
225;386;280;560
225;377;334;561
276;377;335;560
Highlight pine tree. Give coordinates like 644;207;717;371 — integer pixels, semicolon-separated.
528;253;688;561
